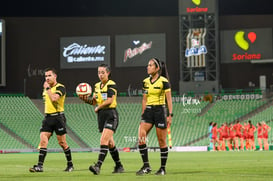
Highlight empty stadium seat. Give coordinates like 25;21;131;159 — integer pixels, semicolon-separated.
0;96;80;149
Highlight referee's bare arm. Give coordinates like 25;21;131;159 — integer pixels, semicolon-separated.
141;94;147;115
165;90;173;126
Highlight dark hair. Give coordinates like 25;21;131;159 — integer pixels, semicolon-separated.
153;58;162;69
152;58;171;87
98;64;111;78
44;67;57;75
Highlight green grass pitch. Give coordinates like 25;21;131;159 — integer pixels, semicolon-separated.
0;151;273;181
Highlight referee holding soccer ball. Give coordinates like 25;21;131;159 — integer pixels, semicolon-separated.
79;64;124;175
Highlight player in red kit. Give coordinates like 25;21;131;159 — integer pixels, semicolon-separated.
233;120;243;151
222;122;229;151
262;121;271;151
242;122;249;150
211;122;220;151
257;122;263;151
228;123;235;151
218;124;225;151
247;121;256;151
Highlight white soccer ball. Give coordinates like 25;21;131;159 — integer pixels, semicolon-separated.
76;82;92;96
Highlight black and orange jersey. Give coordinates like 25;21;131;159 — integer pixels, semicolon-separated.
142;76;171;105
42;83;66;114
94;80;117;109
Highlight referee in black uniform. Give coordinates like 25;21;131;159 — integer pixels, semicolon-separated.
29;68;74;172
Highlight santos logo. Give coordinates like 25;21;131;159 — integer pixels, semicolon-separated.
234;31;256;51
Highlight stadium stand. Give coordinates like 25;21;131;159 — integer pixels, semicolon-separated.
116;103;142;148
65;102;142;148
0;94;272;151
64;103;100;148
0;128;28;149
0;96;81;150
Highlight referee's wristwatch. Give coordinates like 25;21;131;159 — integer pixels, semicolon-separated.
168;112;173;117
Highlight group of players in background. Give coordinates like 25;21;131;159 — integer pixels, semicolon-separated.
209;120;271;151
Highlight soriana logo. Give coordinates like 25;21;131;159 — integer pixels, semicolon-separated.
187;0;208;13
233;31;261;61
192;0;201;6
235;31;256;51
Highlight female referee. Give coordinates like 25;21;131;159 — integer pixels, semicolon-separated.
136;58;173;176
79;64;124;175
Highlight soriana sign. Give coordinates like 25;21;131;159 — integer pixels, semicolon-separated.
179;0;216;14
220;28;272;63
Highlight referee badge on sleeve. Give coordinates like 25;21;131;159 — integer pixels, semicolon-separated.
102;93;107;100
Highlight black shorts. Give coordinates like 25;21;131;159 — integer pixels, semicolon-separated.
98;108;119;133
40;113;67;135
141;105;167;129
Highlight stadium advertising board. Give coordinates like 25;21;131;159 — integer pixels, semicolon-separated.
220;28;273;63
60;36;110;69
0;19;5;86
221;94;263;101
115;33;166;67
184;28;208;69
179;0;216;14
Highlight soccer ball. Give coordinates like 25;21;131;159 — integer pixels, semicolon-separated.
76;83;92;96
